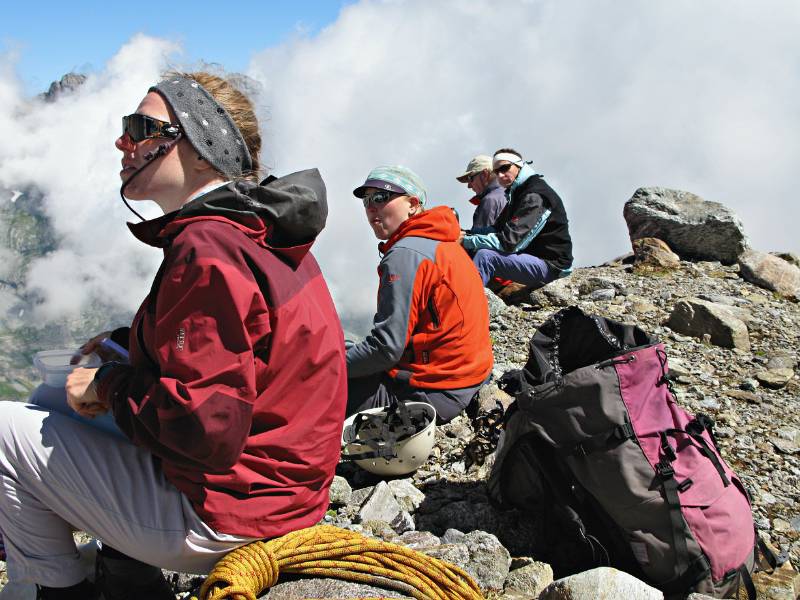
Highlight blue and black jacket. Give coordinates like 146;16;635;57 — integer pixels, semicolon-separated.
463;165;573;274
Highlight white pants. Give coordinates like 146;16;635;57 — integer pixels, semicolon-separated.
0;400;255;587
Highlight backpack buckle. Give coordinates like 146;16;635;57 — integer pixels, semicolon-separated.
656;461;675;479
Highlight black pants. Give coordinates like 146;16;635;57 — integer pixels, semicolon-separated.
346;372;484;424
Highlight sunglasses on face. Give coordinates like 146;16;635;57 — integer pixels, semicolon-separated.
122;114;181;143
362;190;401;208
492;163;516;175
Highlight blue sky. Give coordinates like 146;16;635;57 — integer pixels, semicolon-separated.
2;1;352;94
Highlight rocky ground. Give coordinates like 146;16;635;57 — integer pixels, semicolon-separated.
311;257;800;600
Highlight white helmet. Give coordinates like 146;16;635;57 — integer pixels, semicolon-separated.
341;401;437;476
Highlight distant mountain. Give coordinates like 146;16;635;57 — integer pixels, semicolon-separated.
0;184;131;399
39;72;86;103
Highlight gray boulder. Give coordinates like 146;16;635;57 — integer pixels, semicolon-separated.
666;298;750;350
264;577;411;599
503;561;554;598
423;530;510;592
539;567;663;599
623;187;748;264
772;251;800;267
396;530;440;549
387;479;426;513
485;287;507;318
531;277;573;307
357;481;402;524
738;249;800;300
328;475;352;506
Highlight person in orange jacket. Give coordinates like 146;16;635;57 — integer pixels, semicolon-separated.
346;166;493;424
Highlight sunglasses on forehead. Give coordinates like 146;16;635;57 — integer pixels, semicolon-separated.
122;114;181;143
492;162;517;175
362;190;402;208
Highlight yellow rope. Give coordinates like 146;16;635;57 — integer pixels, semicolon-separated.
191;524;484;600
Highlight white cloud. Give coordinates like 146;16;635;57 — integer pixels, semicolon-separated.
1;1;798;329
0;35;178;319
249;0;800;323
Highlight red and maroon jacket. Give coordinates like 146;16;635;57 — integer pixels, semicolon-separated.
95;170;347;538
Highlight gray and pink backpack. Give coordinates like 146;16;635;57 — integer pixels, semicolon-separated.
488;307;777;598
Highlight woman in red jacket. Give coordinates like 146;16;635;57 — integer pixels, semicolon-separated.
0;72;346;600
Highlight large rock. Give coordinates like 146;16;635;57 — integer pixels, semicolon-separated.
539;567;663;599
503;561;554;598
357;481;402;524
328;475;352;505
772;251;799;267
631;237;681;271
264;577;411;599
738;249;800;300
422;530;510;592
387;479;426;513
623;187;748;264
532;277;574;307
666;298;750;350
750;560;800;600
485;287;507;318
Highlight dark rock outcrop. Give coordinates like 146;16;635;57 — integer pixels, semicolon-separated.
39;72;87;102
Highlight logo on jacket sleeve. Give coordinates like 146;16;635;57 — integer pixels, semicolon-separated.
176;327;186;351
387;273;401;283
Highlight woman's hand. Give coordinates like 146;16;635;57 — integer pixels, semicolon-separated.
70;331;112;364
66;368;109;418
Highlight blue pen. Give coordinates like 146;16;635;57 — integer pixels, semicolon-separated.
99;338;130;363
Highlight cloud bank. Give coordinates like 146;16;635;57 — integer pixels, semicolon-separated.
250;0;800;321
0;35;178;319
0;0;797;329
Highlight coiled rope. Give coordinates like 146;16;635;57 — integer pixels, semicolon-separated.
191;524;484;600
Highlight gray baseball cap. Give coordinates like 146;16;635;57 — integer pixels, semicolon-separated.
456;155;493;182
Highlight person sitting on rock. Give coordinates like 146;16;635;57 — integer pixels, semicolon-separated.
0;71;346;600
455;154;507;229
346;165;493;425
461;148;573;290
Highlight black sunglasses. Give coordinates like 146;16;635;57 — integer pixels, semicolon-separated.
362;190;401;208
492;163;516;175
122;114;181;143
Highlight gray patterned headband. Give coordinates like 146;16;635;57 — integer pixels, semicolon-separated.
150;77;253;178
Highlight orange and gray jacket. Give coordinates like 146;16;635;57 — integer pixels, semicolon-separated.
347;206;493;389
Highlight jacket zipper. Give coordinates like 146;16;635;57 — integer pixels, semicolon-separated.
428;297;441;329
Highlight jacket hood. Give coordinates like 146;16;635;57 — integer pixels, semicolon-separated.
128;169;328;265
379;205;460;253
508;163;536;199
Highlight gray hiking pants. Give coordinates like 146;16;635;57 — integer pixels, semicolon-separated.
0;398;255;588
346;372;483;424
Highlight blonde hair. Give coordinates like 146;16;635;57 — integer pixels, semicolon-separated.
167;70;262;180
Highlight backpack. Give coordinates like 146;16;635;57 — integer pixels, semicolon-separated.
487;306;768;598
